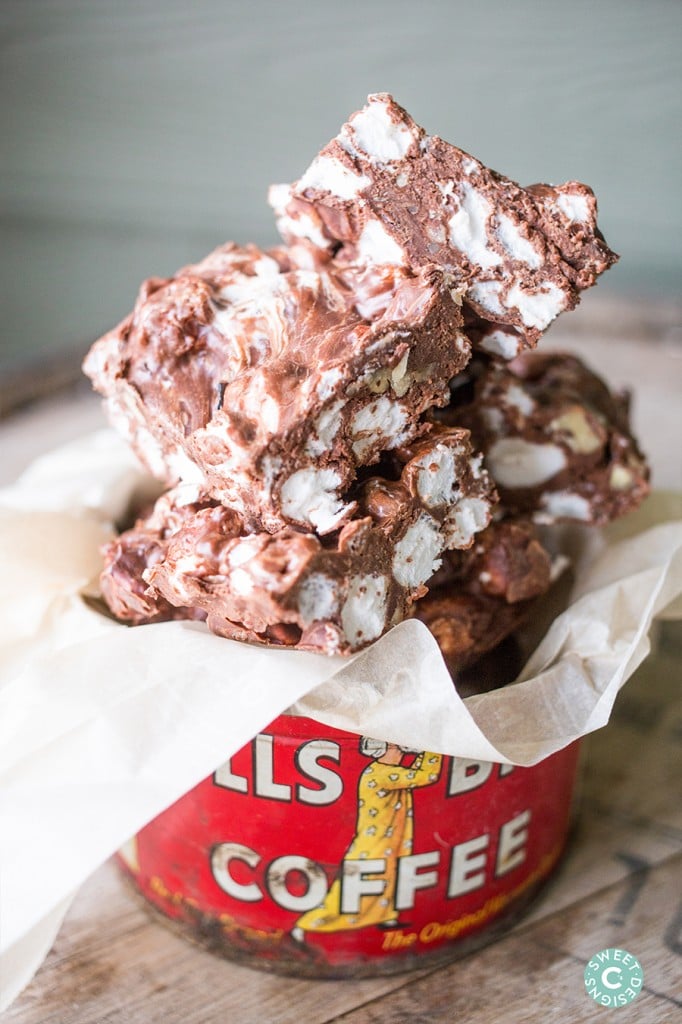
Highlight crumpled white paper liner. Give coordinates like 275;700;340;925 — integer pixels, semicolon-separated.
0;430;680;1009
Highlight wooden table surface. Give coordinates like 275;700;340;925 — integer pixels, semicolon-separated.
2;298;681;1023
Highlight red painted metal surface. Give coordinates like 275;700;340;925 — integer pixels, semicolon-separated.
118;714;581;977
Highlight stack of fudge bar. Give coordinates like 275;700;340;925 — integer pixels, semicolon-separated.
85;94;649;674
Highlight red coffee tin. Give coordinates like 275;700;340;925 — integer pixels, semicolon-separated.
117;714;580;977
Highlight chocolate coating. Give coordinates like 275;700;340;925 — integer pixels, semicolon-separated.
431;518;553;603
84;243;471;534
415;591;530;674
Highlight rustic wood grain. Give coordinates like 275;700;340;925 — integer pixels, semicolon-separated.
3;862;427;1024
331;859;682;1023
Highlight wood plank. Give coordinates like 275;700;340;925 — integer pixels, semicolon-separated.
10;852;679;1024
522;808;681;929
331;857;682;1024
3;860;429;1024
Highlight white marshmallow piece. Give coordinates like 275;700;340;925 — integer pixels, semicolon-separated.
344;98;417;165
392;514;443;589
487;438;566;488
280;467;348;533
341;574;388;645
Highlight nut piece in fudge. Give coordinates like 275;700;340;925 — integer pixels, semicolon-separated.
270;93;617;355
437;352;650;525
99;427;496;655
83;242;471;534
414;518;553;674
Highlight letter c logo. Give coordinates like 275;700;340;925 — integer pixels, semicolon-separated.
601;966;622;990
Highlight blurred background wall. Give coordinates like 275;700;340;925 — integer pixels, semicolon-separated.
1;0;680;400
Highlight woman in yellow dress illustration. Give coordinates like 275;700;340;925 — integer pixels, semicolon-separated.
292;739;443;939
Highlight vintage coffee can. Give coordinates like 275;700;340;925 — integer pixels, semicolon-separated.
117;714;581;977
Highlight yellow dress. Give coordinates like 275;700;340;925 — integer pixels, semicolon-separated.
295;752;443;933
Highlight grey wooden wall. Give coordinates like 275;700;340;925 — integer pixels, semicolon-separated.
1;0;680;384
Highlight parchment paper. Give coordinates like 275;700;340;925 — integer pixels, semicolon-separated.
1;430;680;1009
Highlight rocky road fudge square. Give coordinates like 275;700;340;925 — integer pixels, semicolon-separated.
270;93;617;358
100;426;496;655
437;351;650;525
84;242;471;535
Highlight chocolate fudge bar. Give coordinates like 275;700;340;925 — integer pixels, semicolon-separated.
99;427;496;654
270;93;617;354
84;242;471;534
437;352;650;524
